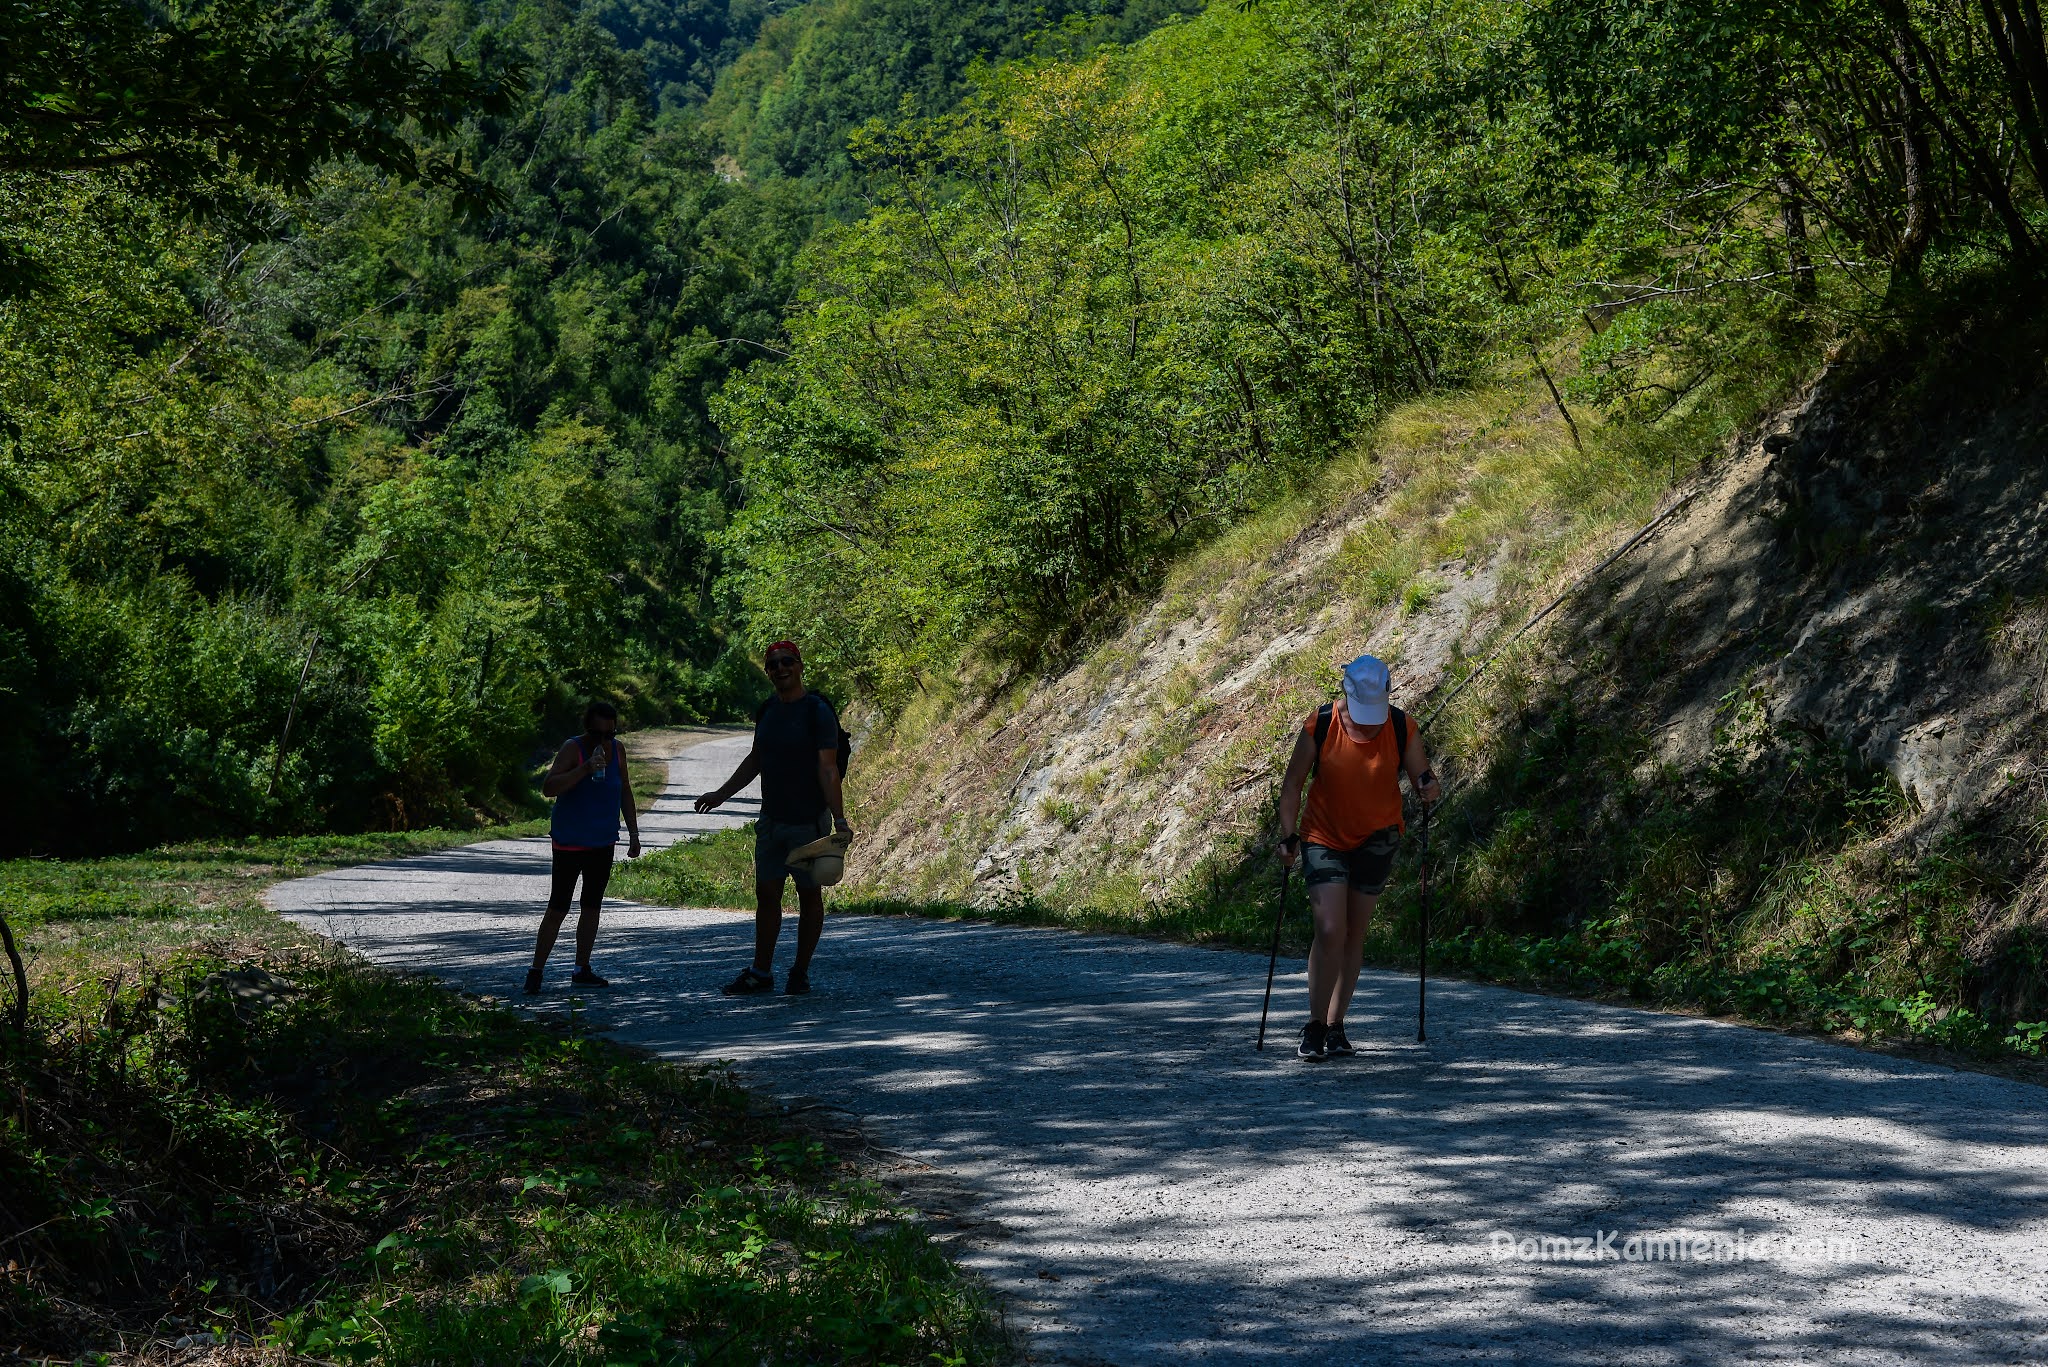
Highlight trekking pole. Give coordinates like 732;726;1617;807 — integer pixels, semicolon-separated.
1256;858;1291;1051
1417;798;1431;1043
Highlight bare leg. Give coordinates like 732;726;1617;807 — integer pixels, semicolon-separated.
752;877;785;974
791;884;825;976
573;850;614;967
531;857;581;970
1305;881;1351;1023
531;905;570;970
1327;889;1379;1025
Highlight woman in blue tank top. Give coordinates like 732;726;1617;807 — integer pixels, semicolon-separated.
526;700;641;994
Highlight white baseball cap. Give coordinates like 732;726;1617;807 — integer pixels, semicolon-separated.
1341;654;1391;725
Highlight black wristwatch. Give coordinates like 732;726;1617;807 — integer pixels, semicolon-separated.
1280;833;1302;852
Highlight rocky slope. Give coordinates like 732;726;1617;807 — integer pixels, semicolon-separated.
842;327;2048;1016
842;374;1657;906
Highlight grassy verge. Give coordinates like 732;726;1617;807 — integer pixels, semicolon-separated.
7;739;673;993
3;826;546;993
626;739;675;813
611;829;757;910
1;820;1005;1365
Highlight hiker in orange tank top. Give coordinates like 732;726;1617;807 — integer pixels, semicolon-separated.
1275;654;1439;1062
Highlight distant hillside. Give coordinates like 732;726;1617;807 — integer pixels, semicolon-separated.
578;0;802;106
703;0;1202;182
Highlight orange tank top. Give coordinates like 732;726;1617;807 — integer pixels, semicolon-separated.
1300;708;1405;849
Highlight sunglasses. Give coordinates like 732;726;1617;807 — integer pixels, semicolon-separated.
765;655;799;670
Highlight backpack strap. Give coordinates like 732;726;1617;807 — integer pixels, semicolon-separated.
801;690;855;777
1312;702;1412;779
778;688;851;774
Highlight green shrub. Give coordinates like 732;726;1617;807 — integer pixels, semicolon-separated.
612;829;759;908
1;951;1002;1363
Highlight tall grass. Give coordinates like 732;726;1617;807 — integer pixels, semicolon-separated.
613;828;759;910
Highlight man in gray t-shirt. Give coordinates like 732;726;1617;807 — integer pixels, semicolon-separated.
754;687;838;825
694;640;852;996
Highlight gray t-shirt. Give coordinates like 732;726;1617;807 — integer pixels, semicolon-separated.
754;692;838;823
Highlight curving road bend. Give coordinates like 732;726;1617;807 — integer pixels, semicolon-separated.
271;731;2048;1365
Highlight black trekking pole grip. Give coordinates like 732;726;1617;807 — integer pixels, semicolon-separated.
1257;859;1290;1051
1417;799;1431;1043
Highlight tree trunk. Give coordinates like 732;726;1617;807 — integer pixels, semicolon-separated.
1977;0;2048;204
1;913;26;1038
1531;350;1583;453
1231;358;1272;465
1777;169;1816;300
1864;6;2035;261
1894;28;1936;278
268;633;321;798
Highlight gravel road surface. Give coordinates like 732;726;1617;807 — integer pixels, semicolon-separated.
272;731;2048;1365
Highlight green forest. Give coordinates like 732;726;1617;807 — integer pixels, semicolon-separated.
7;0;2048;1360
6;0;2043;855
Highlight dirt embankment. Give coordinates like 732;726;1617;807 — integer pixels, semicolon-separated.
1572;332;2048;1006
844;335;2048;1006
842;380;1629;907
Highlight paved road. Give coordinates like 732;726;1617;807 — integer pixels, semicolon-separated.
272;732;2048;1365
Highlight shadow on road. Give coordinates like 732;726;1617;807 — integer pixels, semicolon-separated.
283;849;2048;1364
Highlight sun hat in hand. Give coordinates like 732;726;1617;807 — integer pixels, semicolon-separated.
786;828;853;886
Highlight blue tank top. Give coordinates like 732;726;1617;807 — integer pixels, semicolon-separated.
550;737;622;848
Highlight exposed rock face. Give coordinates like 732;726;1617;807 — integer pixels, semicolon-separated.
1594;357;2048;833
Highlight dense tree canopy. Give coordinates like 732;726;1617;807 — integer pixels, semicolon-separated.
1531;0;2048;271
705;0;1202;186
713;0;1622;700
0;0;519;211
0;0;1194;853
716;0;2048;705
4;0;2043;851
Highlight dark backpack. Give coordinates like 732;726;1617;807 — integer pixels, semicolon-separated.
756;690;854;777
1310;702;1409;780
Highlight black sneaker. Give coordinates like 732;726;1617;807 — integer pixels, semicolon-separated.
1297;1021;1328;1062
570;966;610;988
523;968;543;996
722;967;774;996
1324;1023;1356;1058
785;969;810;996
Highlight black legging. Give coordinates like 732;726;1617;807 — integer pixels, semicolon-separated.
535;846;614;969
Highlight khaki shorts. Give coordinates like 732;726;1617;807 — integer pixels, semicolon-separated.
1301;826;1401;895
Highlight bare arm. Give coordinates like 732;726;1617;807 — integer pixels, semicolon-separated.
1275;729;1315;865
540;740;593;798
617;743;642;853
1403;727;1441;804
693;749;763;812
818;751;847;827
